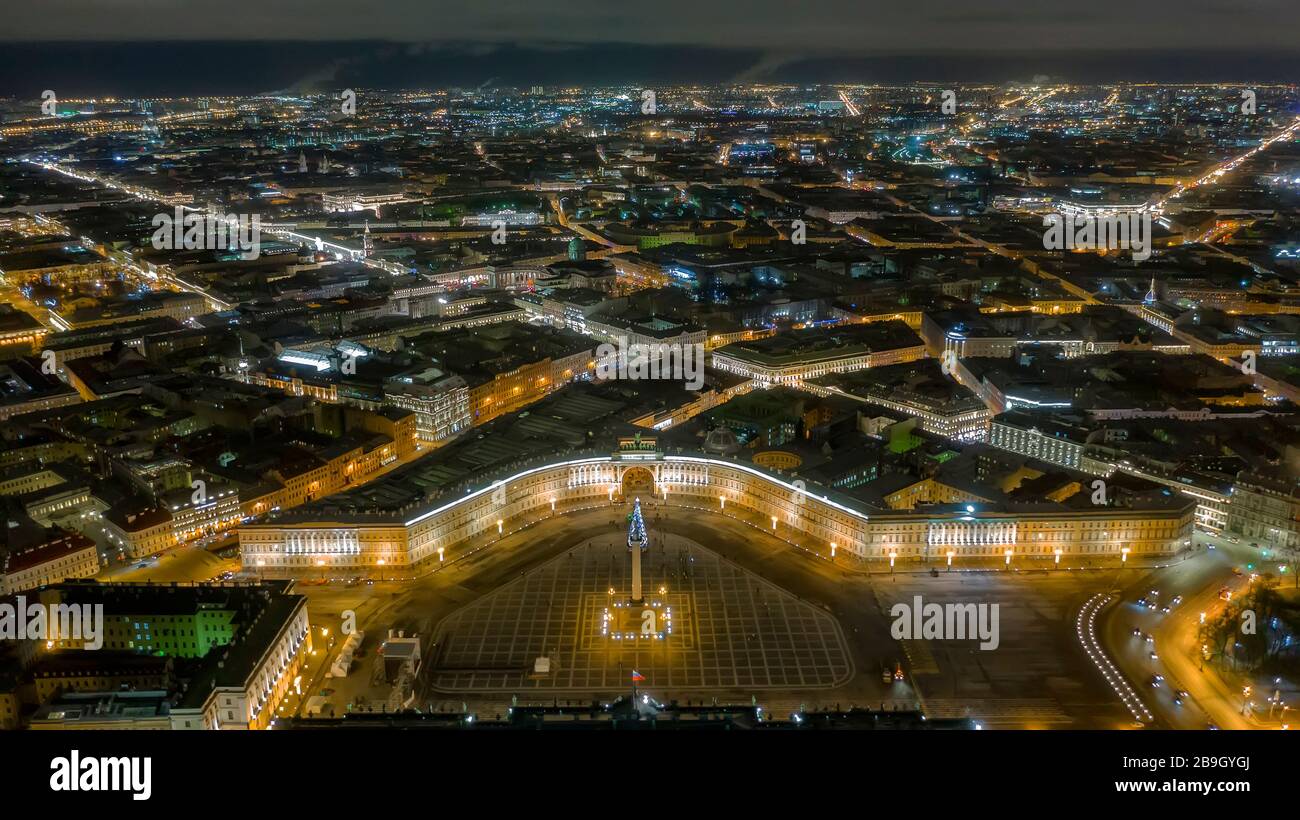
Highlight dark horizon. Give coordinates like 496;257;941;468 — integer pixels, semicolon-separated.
3;41;1300;98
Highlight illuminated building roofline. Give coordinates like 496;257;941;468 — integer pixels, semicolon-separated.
402;453;871;528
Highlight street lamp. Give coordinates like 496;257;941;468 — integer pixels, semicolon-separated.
1004;549;1013;568
719;495;726;510
771;515;777;531
438;547;445;563
889;551;896;572
830;542;837;558
1054;549;1062;566
550;497;556;512
497;519;503;535
1121;547;1130;564
946;550;954;570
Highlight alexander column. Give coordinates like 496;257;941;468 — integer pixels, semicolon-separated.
627;497;649;604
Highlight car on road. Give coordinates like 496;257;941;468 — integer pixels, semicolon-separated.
1173;693;1184;706
1135;597;1150;608
1131;628;1142;637
1148;651;1159;660
1171;595;1183;606
1150;674;1164;688
1144;633;1154;643
1160;604;1172;613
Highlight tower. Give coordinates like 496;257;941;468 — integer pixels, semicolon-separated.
298;150;308;174
318;153;330;174
362;221;373;258
1144;273;1157;305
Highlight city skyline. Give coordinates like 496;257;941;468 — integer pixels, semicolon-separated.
0;6;1294;801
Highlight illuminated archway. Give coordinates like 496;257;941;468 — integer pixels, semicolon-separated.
619;466;656;500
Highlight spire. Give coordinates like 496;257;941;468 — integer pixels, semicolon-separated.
1144;273;1157;305
362;220;373;258
297;150;308;173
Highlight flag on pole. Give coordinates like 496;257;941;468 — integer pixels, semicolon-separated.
631;670;645;682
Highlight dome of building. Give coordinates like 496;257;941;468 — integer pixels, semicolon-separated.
702;427;740;455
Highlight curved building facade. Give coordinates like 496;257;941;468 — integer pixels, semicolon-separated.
240;450;1194;579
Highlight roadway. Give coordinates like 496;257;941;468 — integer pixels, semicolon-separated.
1154;115;1300;211
0;279;57;331
1099;531;1276;729
97;542;238;583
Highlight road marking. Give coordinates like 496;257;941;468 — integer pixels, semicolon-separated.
1077;593;1153;724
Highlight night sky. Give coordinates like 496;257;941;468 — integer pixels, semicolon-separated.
1;1;1298;95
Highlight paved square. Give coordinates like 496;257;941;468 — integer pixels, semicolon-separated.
428;534;852;693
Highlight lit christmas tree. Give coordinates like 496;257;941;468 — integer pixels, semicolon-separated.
627;497;649;552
